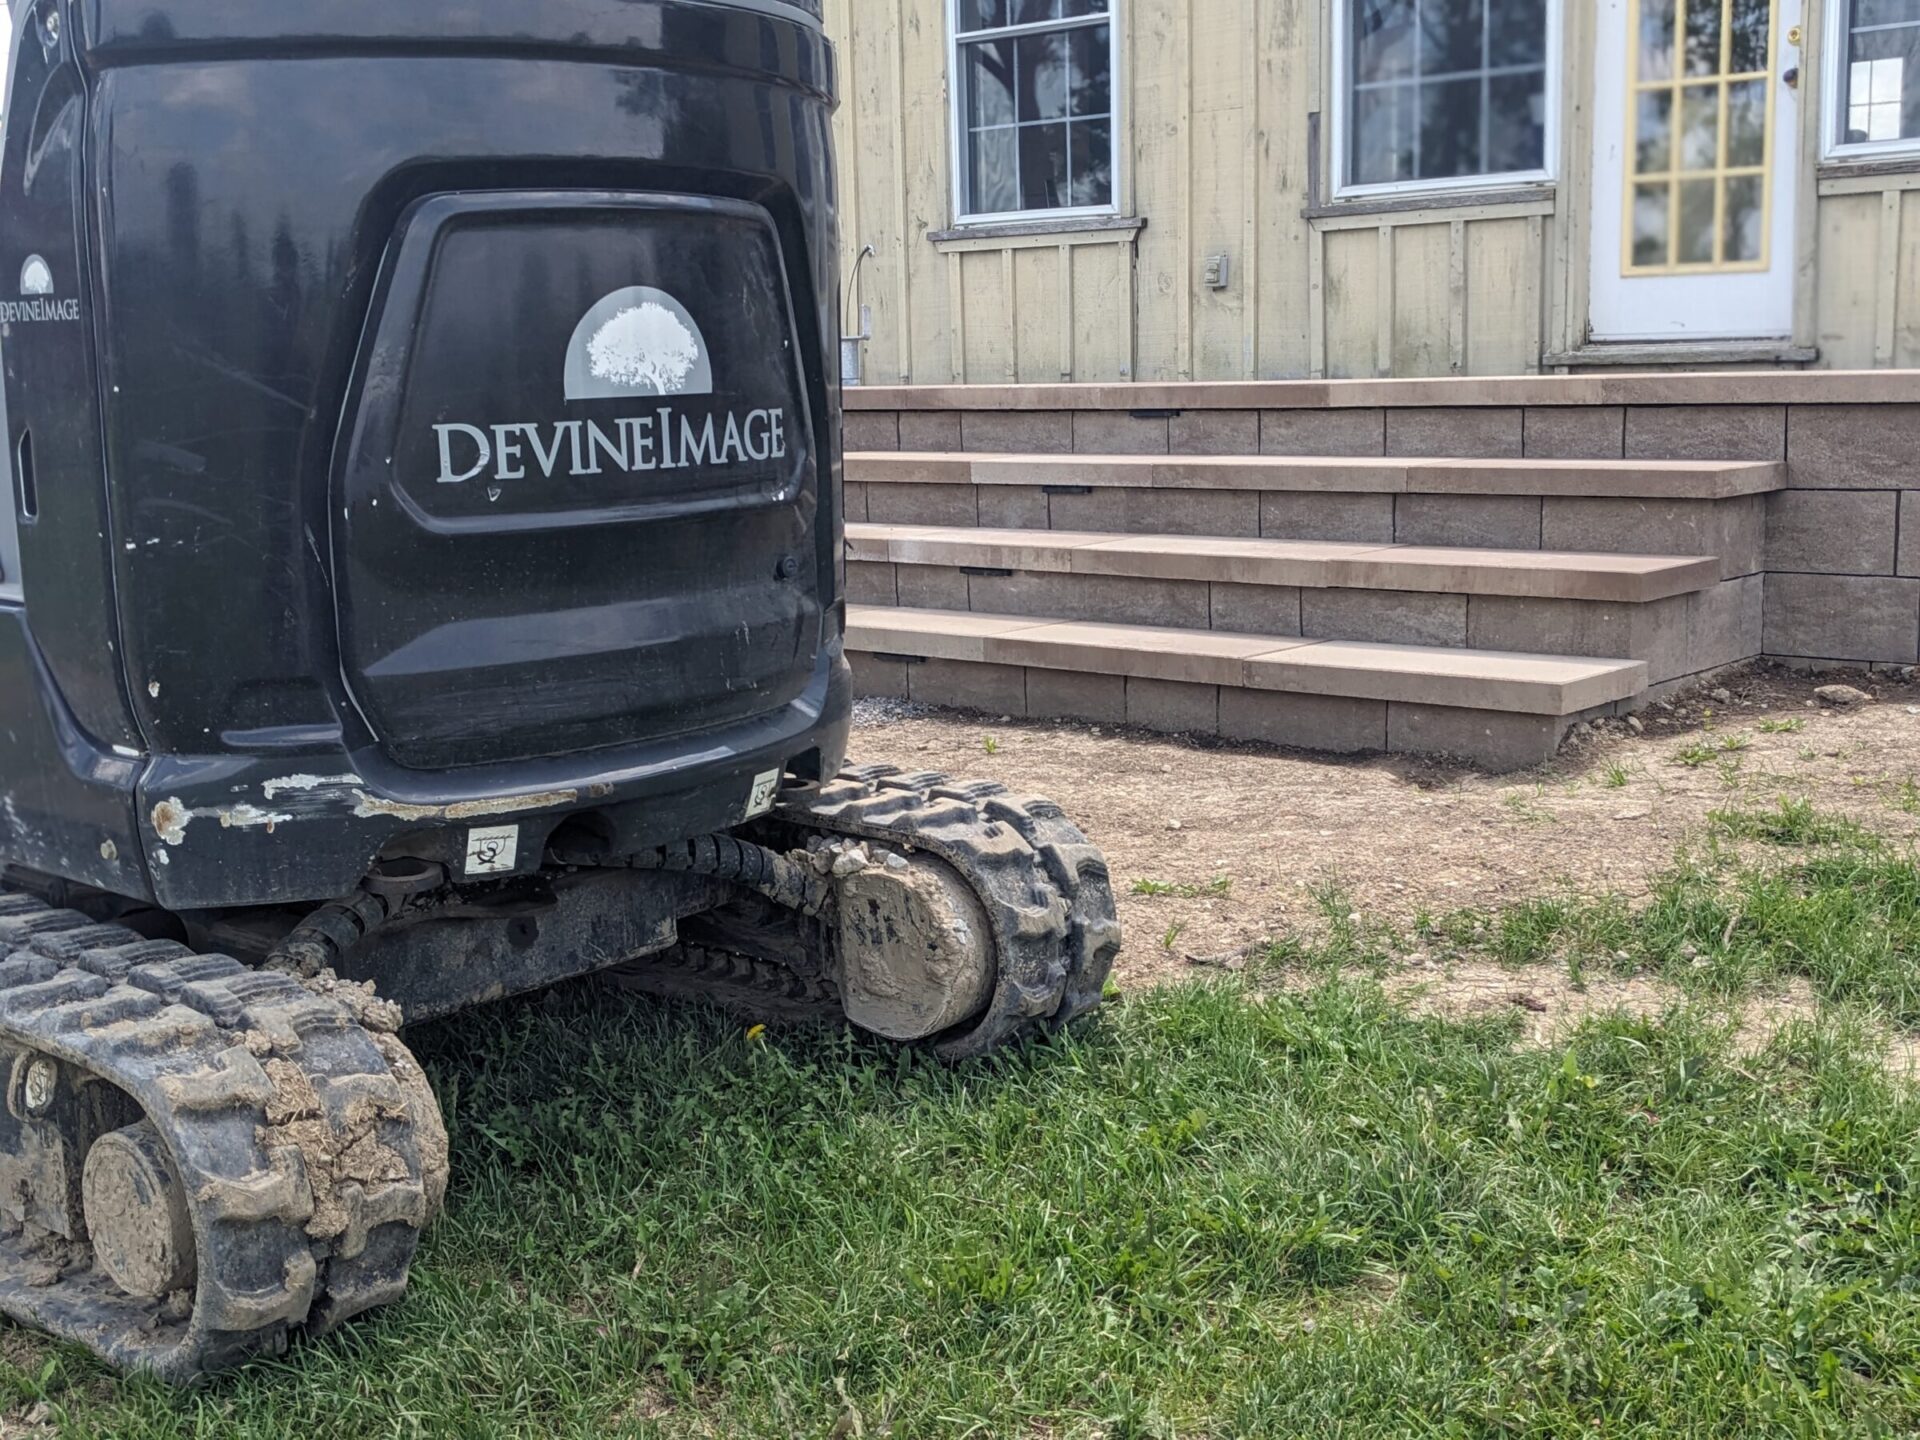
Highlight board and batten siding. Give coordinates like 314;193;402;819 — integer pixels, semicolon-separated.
827;0;1920;384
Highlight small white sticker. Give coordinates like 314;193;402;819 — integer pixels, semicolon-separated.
746;768;783;818
465;825;519;876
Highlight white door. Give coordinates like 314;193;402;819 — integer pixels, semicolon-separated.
1589;0;1803;341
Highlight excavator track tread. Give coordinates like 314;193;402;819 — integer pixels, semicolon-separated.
0;887;441;1382
608;943;844;1024
773;765;1121;1060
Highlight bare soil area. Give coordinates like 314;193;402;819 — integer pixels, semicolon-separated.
852;663;1920;990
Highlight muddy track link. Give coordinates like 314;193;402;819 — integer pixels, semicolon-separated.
609;943;844;1025
775;766;1122;1061
0;889;443;1382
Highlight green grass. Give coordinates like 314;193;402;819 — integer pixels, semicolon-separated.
1130;876;1233;900
1709;797;1875;849
9;818;1920;1437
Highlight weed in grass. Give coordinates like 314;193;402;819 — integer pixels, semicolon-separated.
1716;758;1745;790
1799;746;1819;763
1131;876;1234;901
1710;798;1877;849
1161;919;1187;953
1602;764;1630;789
1673;741;1717;768
1501;789;1555;824
1759;717;1806;735
1894;778;1920;814
982;735;1000;756
1720;733;1751;753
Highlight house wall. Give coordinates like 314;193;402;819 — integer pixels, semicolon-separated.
826;0;1920;384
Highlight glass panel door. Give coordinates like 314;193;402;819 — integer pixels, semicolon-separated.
1589;0;1802;341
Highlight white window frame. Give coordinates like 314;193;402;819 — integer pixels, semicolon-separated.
1823;0;1920;160
1330;0;1563;201
946;0;1124;227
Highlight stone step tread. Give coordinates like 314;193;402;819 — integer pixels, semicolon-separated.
846;451;1785;498
842;372;1909;410
847;523;1720;602
849;606;1647;717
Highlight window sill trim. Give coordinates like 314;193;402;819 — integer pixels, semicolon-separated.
1303;183;1556;225
1545;339;1819;370
1816;154;1920;191
928;215;1147;250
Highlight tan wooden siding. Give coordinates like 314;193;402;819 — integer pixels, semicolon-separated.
830;0;1911;384
1813;177;1920;369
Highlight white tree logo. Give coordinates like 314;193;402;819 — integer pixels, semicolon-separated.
19;256;52;297
586;302;701;396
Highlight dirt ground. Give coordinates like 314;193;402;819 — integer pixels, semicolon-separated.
851;663;1920;997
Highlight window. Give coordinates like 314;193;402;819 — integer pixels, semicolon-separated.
1830;0;1920;155
1625;0;1776;273
1337;0;1557;195
951;0;1117;223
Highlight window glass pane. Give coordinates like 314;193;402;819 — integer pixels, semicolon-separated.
1855;0;1920;25
1724;174;1765;262
1726;78;1767;165
964;40;1016;129
1345;0;1545;187
1636;90;1674;174
1017;32;1068;122
1070;119;1113;206
1677;177;1717;263
1068;24;1111;117
1640;0;1677;82
1679;82;1720;170
1684;0;1723;78
957;0;1008;32
1018;123;1070;210
1729;0;1771;74
1633;182;1671;266
1352;85;1415;184
969;126;1018;214
1353;0;1416;82
1489;0;1547;67
1419;0;1485;75
1487;72;1546;173
957;2;1113;216
1420;76;1484;178
1846;24;1920;144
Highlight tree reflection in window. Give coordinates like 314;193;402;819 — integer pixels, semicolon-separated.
958;0;1114;218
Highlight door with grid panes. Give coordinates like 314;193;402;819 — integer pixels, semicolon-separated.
1589;0;1803;340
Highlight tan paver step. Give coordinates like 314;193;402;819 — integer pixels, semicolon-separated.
847;451;1785;499
847;524;1719;603
849;606;1647;717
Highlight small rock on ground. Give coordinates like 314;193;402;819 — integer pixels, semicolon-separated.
1816;684;1873;709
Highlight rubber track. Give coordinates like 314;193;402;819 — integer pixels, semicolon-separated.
775;766;1122;1060
0;889;436;1382
609;943;843;1025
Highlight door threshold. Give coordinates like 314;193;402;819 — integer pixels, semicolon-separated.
1545;339;1820;369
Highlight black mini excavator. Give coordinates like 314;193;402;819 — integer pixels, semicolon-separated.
0;0;1119;1379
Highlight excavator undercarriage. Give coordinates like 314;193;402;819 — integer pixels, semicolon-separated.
0;767;1118;1378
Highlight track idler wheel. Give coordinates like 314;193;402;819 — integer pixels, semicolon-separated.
828;847;997;1042
83;1122;196;1300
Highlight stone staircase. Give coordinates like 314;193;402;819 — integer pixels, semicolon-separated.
841;409;1788;770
